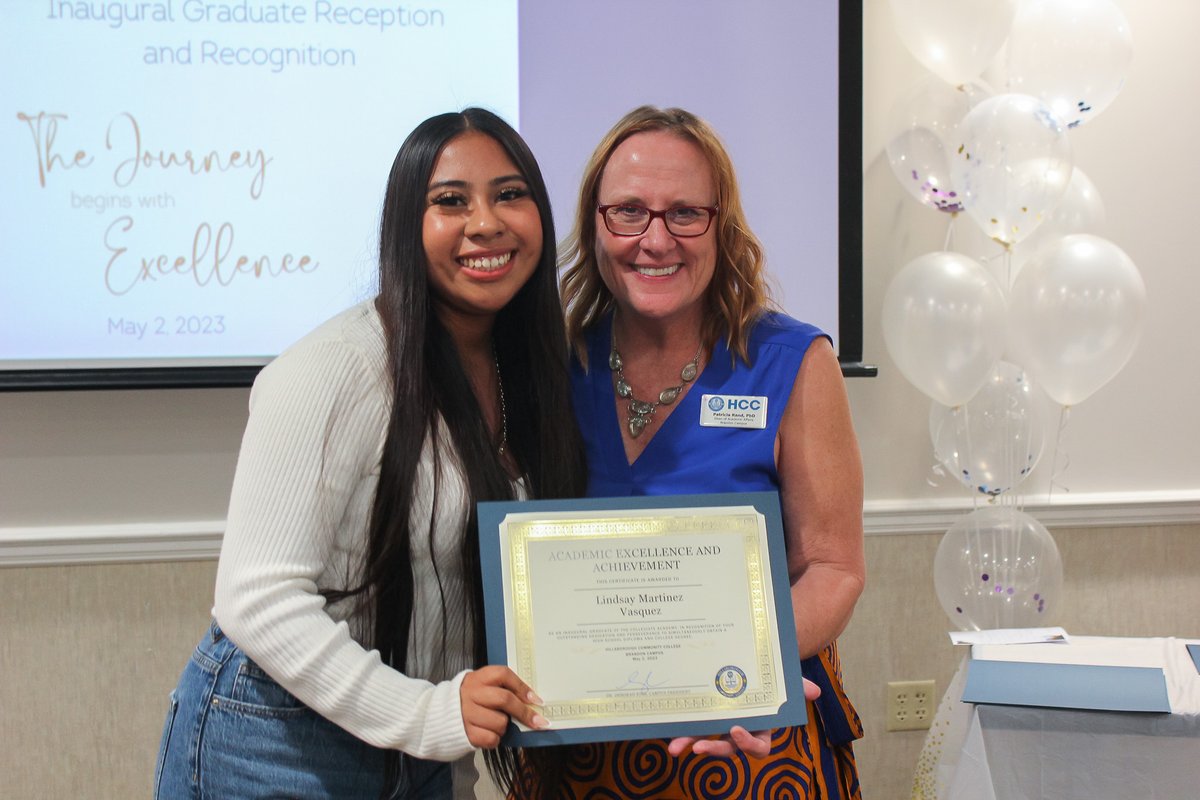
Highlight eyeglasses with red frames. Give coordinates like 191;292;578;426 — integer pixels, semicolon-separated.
597;203;719;237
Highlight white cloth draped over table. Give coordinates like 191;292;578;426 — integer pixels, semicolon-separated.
912;636;1200;800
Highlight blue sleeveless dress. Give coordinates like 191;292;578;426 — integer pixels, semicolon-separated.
537;312;863;800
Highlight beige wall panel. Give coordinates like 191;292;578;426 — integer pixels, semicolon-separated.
0;561;217;799
3;524;1196;798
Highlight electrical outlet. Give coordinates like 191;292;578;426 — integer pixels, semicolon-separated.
886;679;936;731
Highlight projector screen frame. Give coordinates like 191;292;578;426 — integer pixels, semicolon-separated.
0;1;872;392
837;0;875;378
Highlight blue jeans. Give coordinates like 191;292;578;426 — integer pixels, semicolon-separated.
154;621;452;799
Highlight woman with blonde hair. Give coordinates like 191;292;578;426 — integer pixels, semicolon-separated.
519;105;866;799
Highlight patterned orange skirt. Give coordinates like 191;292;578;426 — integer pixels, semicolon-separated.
513;643;863;799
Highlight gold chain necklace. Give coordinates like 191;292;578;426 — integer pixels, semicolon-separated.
608;328;701;438
494;349;508;456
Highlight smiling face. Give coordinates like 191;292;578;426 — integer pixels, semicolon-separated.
595;131;718;328
422;131;543;332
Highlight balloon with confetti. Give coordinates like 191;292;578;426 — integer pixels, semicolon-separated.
929;361;1045;497
950;93;1073;246
886;77;992;214
1001;0;1133;129
934;506;1063;630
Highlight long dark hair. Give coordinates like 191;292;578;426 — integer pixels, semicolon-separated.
337;108;585;796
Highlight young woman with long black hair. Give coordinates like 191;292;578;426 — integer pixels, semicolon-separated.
154;108;586;799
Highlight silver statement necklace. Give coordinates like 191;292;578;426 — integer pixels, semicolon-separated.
609;327;701;439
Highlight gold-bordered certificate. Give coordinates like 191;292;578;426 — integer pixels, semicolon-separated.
478;492;806;747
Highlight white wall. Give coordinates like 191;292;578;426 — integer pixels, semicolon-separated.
2;4;1198;797
2;0;1198;534
853;0;1200;505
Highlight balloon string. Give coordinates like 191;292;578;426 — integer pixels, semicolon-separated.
1015;401;1031;514
967;515;979;631
1008;367;1031;513
1003;246;1013;292
928;400;948;488
927;461;948;488
961;404;975;501
1011;500;1023;628
944;214;957;251
1004;375;1014;501
1047;405;1073;499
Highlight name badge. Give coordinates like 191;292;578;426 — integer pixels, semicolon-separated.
699;394;768;429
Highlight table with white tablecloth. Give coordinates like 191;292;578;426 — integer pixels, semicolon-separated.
912;636;1200;800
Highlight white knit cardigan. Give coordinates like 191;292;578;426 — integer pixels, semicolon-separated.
212;301;482;788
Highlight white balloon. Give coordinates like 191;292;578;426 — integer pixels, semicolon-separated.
886;78;992;214
934;506;1063;630
882;252;1008;407
1006;167;1106;285
951;93;1074;246
930;362;1045;497
1043;167;1106;236
888;0;1018;86
1004;0;1133;128
1008;234;1147;406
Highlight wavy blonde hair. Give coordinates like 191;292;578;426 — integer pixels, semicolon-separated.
560;106;773;367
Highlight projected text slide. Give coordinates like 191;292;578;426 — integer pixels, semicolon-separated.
0;0;518;366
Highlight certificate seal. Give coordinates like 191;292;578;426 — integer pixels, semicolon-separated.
714;665;748;698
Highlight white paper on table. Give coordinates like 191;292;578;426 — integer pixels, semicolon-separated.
949;627;1069;646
